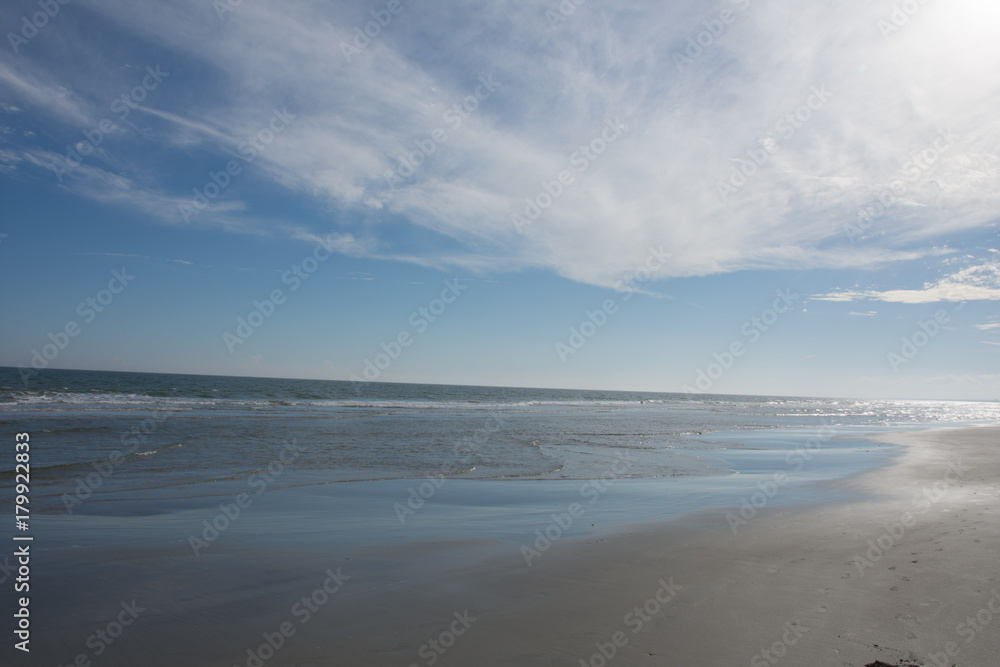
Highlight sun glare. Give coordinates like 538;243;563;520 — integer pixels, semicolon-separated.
919;0;1000;67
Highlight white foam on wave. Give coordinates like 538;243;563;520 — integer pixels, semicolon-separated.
3;390;999;425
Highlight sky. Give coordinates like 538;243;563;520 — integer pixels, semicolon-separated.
1;0;999;400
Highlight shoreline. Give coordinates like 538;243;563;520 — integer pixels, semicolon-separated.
17;425;1000;666
434;425;1000;667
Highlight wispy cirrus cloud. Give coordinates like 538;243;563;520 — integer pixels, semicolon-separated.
1;0;999;287
0;59;92;126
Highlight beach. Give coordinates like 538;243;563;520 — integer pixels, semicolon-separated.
4;1;998;662
17;424;998;666
440;425;999;667
5;0;1000;663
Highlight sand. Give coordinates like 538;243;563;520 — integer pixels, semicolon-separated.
321;426;999;667
437;425;1000;667
21;426;1000;666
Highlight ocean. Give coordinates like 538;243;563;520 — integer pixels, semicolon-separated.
4;367;999;520
8;366;1000;667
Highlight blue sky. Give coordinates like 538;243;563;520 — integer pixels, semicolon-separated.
1;0;999;400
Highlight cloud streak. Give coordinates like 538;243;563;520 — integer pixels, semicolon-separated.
813;262;1000;303
1;0;999;287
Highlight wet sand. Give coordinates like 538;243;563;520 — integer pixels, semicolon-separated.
429;425;1000;667
18;426;1000;666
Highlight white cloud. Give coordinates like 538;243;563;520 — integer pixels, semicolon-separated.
813;262;1000;303
0;147;22;174
3;0;1000;286
0;60;92;126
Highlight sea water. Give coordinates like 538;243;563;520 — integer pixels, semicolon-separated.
3;367;998;524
